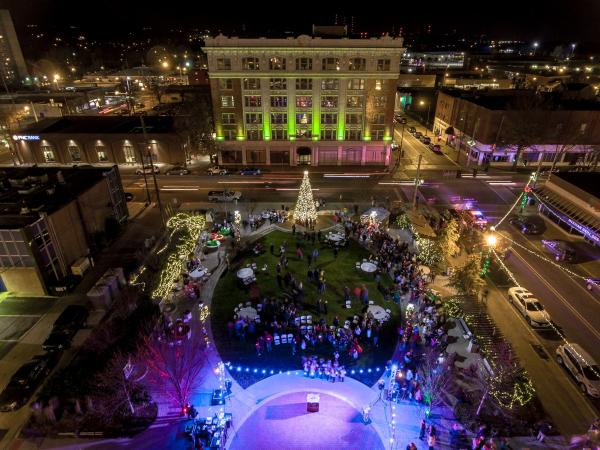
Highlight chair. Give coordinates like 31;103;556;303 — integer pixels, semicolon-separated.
307;325;313;332
295;317;301;326
301;325;307;333
369;300;374;305
281;334;288;344
301;316;307;324
346;304;352;309
355;262;361;270
287;333;293;343
306;315;312;324
274;334;280;345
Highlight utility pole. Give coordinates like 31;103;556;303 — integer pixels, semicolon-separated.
136;143;152;205
412;154;422;210
140;115;165;226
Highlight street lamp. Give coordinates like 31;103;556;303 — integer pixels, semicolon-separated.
486;234;497;248
532;42;539;56
53;74;60;90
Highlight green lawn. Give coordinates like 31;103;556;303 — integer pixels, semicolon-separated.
211;231;401;387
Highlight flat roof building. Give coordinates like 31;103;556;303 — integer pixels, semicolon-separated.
12;116;188;166
0;166;127;294
203;34;404;167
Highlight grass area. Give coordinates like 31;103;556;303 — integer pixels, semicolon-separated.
211;230;402;387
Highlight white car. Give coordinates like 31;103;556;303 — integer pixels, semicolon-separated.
507;287;551;328
206;166;228;176
556;343;600;397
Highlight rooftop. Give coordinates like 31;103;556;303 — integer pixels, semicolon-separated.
18;116;177;135
0;166;114;229
203;33;404;49
441;89;600;111
554;172;600;200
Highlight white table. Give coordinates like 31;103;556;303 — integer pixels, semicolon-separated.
261;211;271;219
237;268;254;279
189;267;208;280
361;262;377;273
368;305;390;322
238;306;258;321
327;233;345;242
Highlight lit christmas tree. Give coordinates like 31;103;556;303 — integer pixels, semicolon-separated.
293;171;318;224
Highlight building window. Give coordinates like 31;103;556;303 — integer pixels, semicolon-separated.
269;57;286;70
242;57;260;70
243;78;261;90
223;130;236;140
96;146;108;161
321;113;337;125
68;145;81;162
349;58;366;71
270;78;287;90
377;59;391;71
320;130;337;140
271;113;287;124
221;95;235;107
372;113;385;124
123;145;136;163
246;149;266;163
296;113;312;124
372;129;385;140
246;130;263;140
272;129;288;140
375;79;384;91
374;95;387;107
245;113;262;124
216;58;231;70
222;113;236;124
219;79;233;89
41;146;55;162
321;96;338;108
345;113;362;125
322;58;340;71
580;123;588;134
343;147;362;162
345;130;362;141
271;150;290;164
296;58;312;70
296;58;313;70
296;96;312;108
244;95;262;107
321;79;339;90
346;96;364;108
296;79;312;90
222;150;242;163
347;79;365;90
271;96;288;107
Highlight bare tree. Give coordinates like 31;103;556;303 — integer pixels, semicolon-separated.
420;348;453;414
141;325;208;408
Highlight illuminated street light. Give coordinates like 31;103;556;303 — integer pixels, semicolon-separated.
162;61;169;69
486;234;497;247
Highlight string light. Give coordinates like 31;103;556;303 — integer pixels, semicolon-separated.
152;213;206;299
293;171;318;224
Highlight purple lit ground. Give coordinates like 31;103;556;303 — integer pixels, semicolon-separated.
229;392;384;450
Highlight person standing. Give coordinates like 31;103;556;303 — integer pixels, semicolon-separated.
312;248;319;263
419;419;427;440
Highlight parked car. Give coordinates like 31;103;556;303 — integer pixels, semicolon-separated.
206;166;228;176
421;136;431;145
508;215;546;235
556;343;600;397
407;126;416;134
0;354;60;411
52;305;89;332
463;209;488;229
585;277;600;294
428;143;442;153
414;131;423;139
208;190;242;202
135;165;160;175
42;328;78;351
125;192;134;202
507;287;552;328
165;165;190;176
239;167;261;175
541;239;577;262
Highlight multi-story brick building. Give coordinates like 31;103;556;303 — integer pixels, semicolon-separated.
433;89;600;167
0;166;128;295
203;34;404;167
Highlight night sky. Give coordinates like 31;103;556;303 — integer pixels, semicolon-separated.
0;0;598;44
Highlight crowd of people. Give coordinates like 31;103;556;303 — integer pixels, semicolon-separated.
302;355;347;382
